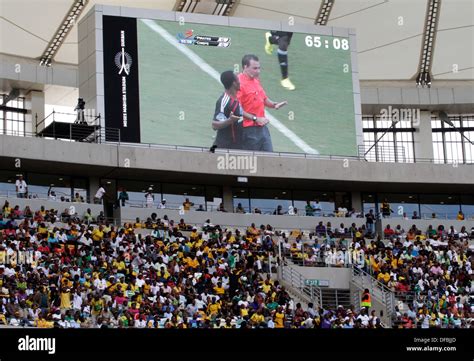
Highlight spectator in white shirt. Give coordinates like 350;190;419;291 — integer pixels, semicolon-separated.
145;188;155;208
15;175;28;198
93;274;107;292
311;199;322;216
94;186;106;204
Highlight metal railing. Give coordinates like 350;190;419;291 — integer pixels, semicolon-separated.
320;289;352;310
0;190;90;203
379;212;474;220
121;200;339;216
280;264;323;308
36;110;99;129
360;144;410;163
2;127;121;144
351;264;395;327
3;121;474;165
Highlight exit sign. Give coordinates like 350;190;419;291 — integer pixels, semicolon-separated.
305;279;329;287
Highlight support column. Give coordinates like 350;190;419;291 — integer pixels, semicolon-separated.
413;110;434;161
222;186;233;213
25;90;45;134
351;191;362;213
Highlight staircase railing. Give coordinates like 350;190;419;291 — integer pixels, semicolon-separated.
280;264;323;308
321;289;352;309
351;265;395;327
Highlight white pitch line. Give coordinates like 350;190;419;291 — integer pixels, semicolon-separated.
141;19;319;155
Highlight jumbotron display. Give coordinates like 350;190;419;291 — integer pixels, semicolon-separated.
103;15;359;155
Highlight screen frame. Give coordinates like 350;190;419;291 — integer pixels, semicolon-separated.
78;4;362;153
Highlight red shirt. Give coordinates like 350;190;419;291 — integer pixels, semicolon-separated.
237;73;267;127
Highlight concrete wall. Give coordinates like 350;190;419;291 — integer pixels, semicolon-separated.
25;90;45;134
292;265;351;289
414;111;435;161
120;207;366;231
0;53;78;88
1;135;474;187
77;7;104;124
361;83;474;114
0;197;104;218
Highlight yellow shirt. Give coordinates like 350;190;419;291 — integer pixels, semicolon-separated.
60;291;71;309
208;303;220;315
92;229;104;242
143;283;151;295
275;312;285;328
36;319;54;328
213;286;225;295
113;260;126;271
251;313;264;324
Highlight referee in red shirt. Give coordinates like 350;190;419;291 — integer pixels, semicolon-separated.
237;54;287;152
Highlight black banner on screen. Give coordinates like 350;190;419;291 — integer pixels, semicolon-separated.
103;16;140;143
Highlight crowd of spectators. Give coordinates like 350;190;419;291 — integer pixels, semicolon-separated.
0;203;385;329
0;199;472;329
280;221;473;328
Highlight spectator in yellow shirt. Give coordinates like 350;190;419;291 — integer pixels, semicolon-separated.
213;282;225;296
92;225;104;242
250;310;265;325
183;198;194;211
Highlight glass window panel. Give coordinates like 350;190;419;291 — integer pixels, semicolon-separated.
0;170;19;197
27;173;72;201
419;194;461;220
378;193;419;218
162;183;205;211
461;195;474;220
250;188;293;215
451;120;461;127
362;120;373;128
362;193;376;215
116;180;159;207
232;188;250;213
205;186;222;212
293;190;335;216
72;178;88;203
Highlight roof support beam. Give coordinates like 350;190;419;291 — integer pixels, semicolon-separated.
40;0;88;67
416;0;441;88
315;0;335;26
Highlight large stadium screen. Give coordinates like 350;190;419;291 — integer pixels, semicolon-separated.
103;15;359;156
